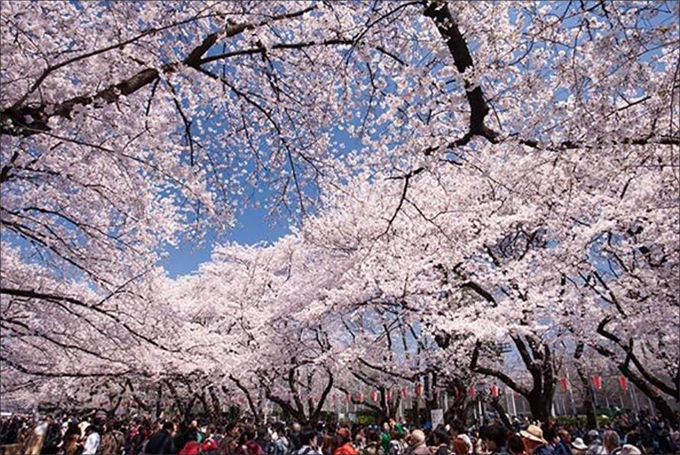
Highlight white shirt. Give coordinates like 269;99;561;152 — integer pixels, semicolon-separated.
82;432;101;455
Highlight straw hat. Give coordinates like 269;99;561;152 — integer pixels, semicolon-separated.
520;425;547;444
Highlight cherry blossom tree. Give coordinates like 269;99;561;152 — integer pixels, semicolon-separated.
1;0;678;421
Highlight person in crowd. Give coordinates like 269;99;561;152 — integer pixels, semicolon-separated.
553;430;571;455
431;427;452;455
179;429;206;455
570;438;587;455
450;422;473;455
270;421;290;455
362;429;381;455
238;427;265;455
507;434;526;455
480;425;509;455
145;420;176;454
22;417;48;455
602;430;642;455
62;421;82;455
354;425;367;452
387;428;406;455
101;420;126;455
543;428;560;454
519;425;553;455
82;424;101;455
405;429;429;455
334;427;359;455
217;421;242;455
40;416;62;455
584;430;606;455
291;422;303;452
380;422;392;454
295;427;323;455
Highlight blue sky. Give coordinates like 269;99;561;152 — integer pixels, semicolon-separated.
161;204;291;277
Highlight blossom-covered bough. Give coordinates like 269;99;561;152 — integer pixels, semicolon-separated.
1;0;678;427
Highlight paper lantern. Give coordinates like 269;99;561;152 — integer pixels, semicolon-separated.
592;375;602;390
371;391;379;402
560;378;569;391
618;376;627;391
491;384;499;397
469;386;475;398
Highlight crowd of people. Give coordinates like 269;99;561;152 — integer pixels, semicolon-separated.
1;410;678;455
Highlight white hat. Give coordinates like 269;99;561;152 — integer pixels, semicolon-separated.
572;437;588;450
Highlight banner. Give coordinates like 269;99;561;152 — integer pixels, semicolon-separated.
431;409;444;428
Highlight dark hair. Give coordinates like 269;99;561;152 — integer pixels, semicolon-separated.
300;428;318;446
433;428;450;446
480;426;507;448
507;435;524;454
544;427;557;443
163;421;175;432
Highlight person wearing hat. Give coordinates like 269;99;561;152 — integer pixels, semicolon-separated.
585;430;606;455
570;437;587;455
334;428;358;455
519;425;553;454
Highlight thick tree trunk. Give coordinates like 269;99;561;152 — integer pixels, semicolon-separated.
574;343;597;429
575;366;597;429
443;382;469;426
489;396;512;428
527;391;552;425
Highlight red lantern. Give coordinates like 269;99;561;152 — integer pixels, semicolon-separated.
469;386;475;398
560;378;569;391
332;394;338;402
371;391;379;402
415;385;423;397
386;389;393;401
345;392;351;403
619;376;628;391
356;392;364;403
592;375;602;390
652;386;659;396
402;387;408;398
491;384;499;397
